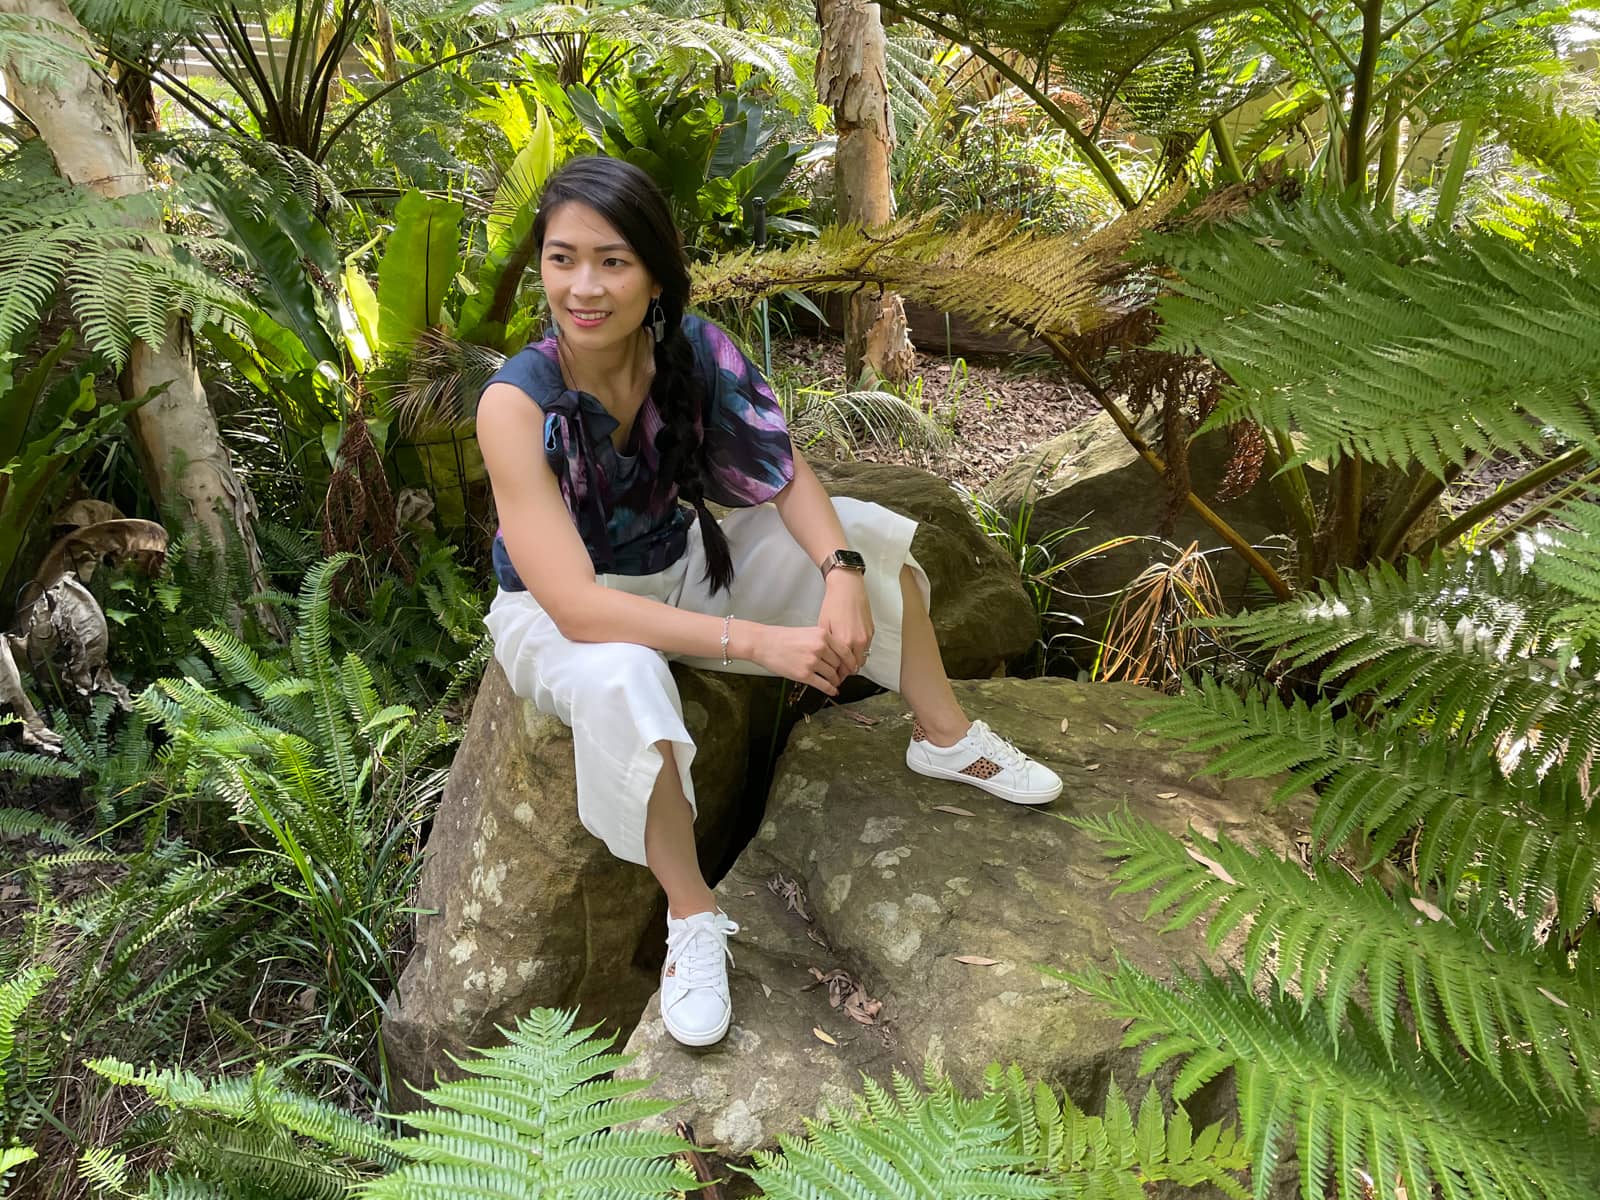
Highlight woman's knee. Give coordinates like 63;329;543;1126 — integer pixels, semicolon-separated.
568;642;676;712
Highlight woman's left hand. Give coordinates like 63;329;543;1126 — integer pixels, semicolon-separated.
818;573;874;678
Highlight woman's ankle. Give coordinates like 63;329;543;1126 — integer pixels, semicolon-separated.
915;714;972;748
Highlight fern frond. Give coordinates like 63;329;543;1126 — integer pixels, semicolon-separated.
693;198;1180;343
982;1063;1250;1198
0;173;249;365
1528;494;1600;654
1075;962;1600;1200
1151;201;1600;475
1142;677;1600;933
0;11;94;88
745;1065;1049;1200
1195;551;1599;780
361;1009;693;1199
0;807;81;846
1083;811;1600;1104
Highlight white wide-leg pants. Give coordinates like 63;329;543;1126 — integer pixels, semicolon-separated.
484;498;930;866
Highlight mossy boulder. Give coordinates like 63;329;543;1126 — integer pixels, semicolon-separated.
618;677;1308;1155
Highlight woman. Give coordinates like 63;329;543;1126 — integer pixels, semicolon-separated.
479;156;1061;1049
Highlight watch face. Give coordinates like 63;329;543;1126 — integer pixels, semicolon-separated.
834;550;866;571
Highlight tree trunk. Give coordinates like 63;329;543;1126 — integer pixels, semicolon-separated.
1;0;277;626
373;3;399;82
815;0;916;386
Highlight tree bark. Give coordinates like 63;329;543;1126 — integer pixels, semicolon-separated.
815;0;916;385
1;0;276;623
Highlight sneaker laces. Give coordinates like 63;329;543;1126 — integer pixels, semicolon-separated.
967;720;1028;770
665;911;738;989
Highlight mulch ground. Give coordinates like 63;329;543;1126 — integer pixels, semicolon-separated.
771;336;1097;489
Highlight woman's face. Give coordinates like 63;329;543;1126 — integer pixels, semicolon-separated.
539;201;660;357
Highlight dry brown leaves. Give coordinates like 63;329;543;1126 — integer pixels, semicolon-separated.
806;967;884;1026
767;873;811;922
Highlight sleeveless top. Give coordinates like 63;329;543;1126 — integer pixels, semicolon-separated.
488;315;796;589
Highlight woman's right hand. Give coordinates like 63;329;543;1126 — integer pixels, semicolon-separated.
744;622;849;696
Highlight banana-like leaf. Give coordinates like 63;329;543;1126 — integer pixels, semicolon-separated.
376;190;462;354
194;180;341;365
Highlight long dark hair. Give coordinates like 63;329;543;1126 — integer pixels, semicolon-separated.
531;156;734;592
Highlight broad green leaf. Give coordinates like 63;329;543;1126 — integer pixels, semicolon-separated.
375;190;462;352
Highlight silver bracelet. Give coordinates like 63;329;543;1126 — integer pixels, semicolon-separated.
720;615;733;666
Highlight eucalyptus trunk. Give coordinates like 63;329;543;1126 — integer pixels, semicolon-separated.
815;0;916;385
1;0;275;616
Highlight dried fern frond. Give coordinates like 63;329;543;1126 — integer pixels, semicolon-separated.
695;195;1181;345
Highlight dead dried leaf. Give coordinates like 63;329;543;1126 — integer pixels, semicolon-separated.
768;874;812;922
1156;792;1178;799
932;805;975;817
1103;723;1118;734
1409;896;1446;921
954;955;1000;966
1085;763;1101;772
812;1027;838;1046
1059;718;1070;733
1184;846;1238;886
806;925;832;951
761;983;773;999
1538;987;1569;1008
843;710;881;727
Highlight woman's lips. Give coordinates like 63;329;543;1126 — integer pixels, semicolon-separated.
568;309;610;328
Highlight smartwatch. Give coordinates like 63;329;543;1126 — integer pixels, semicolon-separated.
820;548;867;580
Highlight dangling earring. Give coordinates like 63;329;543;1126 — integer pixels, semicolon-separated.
648;297;667;344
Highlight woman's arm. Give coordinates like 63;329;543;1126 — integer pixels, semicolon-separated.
769;450;852;568
478;384;849;691
770;451;874;674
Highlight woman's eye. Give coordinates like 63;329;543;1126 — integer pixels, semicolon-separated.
546;253;570;265
605;257;629;268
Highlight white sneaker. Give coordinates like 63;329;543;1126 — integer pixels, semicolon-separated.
661;909;739;1047
906;719;1063;806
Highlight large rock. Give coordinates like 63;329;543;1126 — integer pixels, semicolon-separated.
619;677;1307;1155
383;659;757;1100
813;460;1036;677
986;412;1316;649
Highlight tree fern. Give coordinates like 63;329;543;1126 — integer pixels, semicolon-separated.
1148;200;1600;476
1074;963;1600;1200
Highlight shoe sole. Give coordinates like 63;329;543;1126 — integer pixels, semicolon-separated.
906;754;1062;806
662;1012;732;1047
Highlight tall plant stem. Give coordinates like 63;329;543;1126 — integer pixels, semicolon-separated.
878;3;1138;211
1433;113;1481;226
1327;455;1363;570
1171;0;1244;183
1039;334;1293;600
1261;431;1317;576
1374;92;1404;215
1344;0;1387;192
1413;445;1594;558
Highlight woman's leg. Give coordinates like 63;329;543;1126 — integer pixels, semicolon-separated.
893;563;972;747
644;741;717;918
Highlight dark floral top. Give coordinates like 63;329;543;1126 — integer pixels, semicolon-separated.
489;316;795;589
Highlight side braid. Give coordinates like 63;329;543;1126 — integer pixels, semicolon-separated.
654;322;735;593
